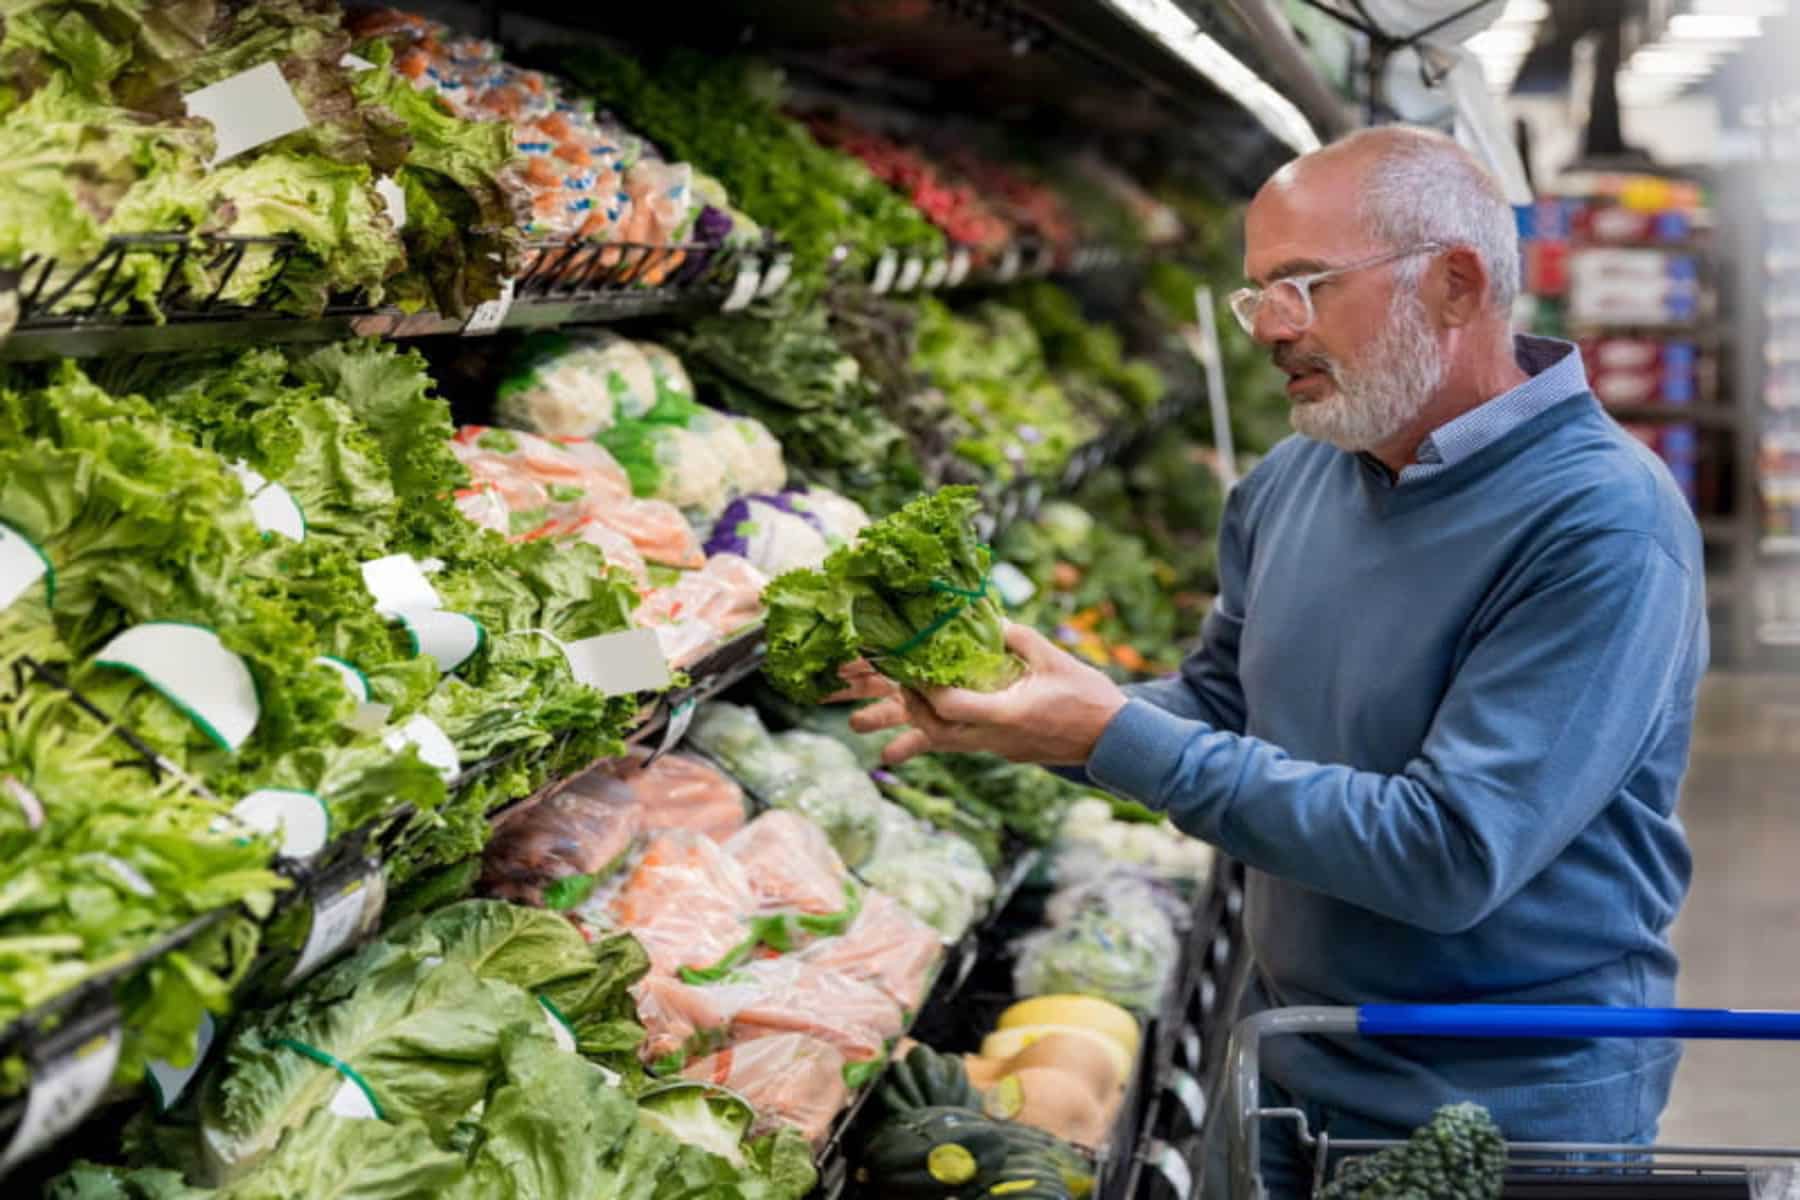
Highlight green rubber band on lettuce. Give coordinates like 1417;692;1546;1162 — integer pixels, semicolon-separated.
276;1037;386;1120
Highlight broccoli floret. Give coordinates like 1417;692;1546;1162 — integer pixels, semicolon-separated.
1319;1102;1505;1200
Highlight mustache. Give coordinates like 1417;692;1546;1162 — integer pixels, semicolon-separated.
1272;346;1337;377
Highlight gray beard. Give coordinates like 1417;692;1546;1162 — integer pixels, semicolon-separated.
1289;293;1446;453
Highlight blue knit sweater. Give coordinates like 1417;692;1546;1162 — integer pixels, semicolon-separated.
1088;392;1707;1139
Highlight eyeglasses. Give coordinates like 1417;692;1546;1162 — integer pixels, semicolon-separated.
1227;243;1445;335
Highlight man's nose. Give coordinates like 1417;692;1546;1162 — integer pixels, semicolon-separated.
1252;303;1301;346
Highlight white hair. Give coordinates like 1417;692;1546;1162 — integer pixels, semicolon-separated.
1353;131;1520;313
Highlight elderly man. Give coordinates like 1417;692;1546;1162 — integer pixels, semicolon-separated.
845;127;1706;1191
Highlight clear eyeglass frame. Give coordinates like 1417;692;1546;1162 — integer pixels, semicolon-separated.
1227;242;1446;335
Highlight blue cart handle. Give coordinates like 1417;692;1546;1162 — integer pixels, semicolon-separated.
1359;1004;1800;1041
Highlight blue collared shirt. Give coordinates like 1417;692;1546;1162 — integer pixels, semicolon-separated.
1398;334;1589;484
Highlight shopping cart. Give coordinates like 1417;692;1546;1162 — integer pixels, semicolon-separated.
1223;1005;1800;1199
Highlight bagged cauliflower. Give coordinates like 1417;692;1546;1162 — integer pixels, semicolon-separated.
786;486;870;548
638;341;696;411
704;495;832;577
496;330;658;436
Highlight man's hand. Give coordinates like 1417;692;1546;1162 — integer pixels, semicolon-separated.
843;623;1128;767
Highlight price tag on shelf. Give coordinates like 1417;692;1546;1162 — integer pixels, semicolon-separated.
461;277;515;336
360;554;441;616
946;248;972;287
328;1077;380;1119
997;246;1022;283
183;61;309;165
1;1010;122;1171
394;607;484;673
0;520;52;611
870;250;899;294
232;789;330;860
758;253;794;298
652;696;697;762
147;1013;215;1111
1165;1067;1206;1128
339;51;377;71
895;255;924;292
921;258;949;289
562;627;671;696
92;624;259;752
1146;1141;1194;1199
228;462;306;542
286;861;384;986
721;260;763;313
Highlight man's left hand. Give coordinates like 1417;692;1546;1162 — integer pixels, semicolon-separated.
849;623;1129;767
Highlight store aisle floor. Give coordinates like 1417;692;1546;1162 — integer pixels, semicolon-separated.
1660;672;1800;1151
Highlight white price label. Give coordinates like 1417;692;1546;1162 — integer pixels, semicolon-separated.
92;624;259;752
394;608;484;673
361;554;442;616
314;655;371;704
383;715;460;782
147;1013;215;1111
921;258;949;289
374;175;407;232
990;562;1037;608
895;255;924;292
758;254;794;298
328;1076;380;1119
346;701;392;735
946;248;972;286
653;697;697;761
287;867;383;985
722;261;762;312
184;62;309;165
1166;1067;1206;1127
1148;1141;1194;1198
461;277;516;336
0;521;52;611
2;1021;122;1170
232;789;330;860
870;250;899;294
562;628;671;696
997;246;1022;282
339;52;378;71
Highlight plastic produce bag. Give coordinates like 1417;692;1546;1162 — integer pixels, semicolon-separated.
687;703;793;794
726;959;906;1066
704;494;832;577
726;811;855;921
595;830;755;976
496;331;658;437
605;421;732;517
1057;797;1215;885
787;486;870;547
692;411;787;501
637;554;769;668
683;1034;848;1146
638;341;696;413
480;771;643;907
625;752;750;842
1011;908;1175;1014
763;732;886;869
860;806;995;940
801;891;944;1011
585;496;706;570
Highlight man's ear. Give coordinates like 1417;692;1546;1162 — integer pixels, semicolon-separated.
1435;246;1488;327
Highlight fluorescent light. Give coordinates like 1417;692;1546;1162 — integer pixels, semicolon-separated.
1668;12;1762;37
1500;0;1550;19
1689;0;1785;13
1629;56;1718;74
1096;0;1321;154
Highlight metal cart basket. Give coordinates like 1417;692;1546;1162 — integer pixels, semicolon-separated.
1224;1005;1800;1199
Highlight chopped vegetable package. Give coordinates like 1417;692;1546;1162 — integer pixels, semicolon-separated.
683;1034;849;1147
596;830;755;977
626;752;751;843
798;891;944;1012
724;811;854;920
480;777;643;907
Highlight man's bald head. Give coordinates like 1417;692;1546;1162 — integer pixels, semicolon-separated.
1252;125;1520;312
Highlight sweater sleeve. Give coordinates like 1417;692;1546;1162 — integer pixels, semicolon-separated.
1087;528;1699;935
1122;477;1252;735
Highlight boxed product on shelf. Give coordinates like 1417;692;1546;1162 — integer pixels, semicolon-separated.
1568;248;1701;326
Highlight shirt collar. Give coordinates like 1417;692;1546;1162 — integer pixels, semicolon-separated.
1411;334;1588;472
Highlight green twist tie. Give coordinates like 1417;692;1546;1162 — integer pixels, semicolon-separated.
276;1038;385;1120
883;577;993;660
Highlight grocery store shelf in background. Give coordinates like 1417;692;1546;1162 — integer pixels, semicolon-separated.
1759;623;1800;647
1604;403;1738;430
1764;536;1800;558
0;235;791;361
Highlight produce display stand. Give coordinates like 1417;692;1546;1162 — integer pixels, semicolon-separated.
0;0;1328;1190
1223;1007;1800;1200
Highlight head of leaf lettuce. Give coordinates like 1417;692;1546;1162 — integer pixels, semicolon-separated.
761;487;1024;704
